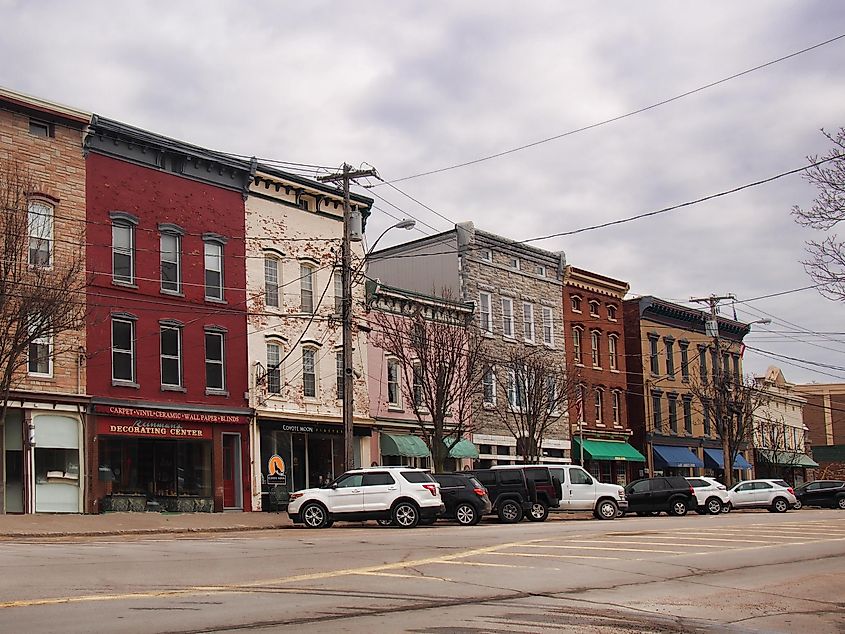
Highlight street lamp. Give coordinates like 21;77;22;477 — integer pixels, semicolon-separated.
342;217;415;471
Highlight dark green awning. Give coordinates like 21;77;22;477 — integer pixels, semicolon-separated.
757;450;819;468
380;433;430;458
572;438;646;462
445;438;479;459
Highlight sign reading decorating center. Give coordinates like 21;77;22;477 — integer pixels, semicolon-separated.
267;454;287;485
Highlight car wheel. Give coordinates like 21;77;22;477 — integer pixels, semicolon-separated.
455;503;479;526
376;518;393;527
596;499;618;520
527;502;549;522
392;501;420;528
669;499;688;517
792;499;803;510
705;497;723;515
301;502;328;529
498;500;523;523
772;497;789;513
837;496;845;510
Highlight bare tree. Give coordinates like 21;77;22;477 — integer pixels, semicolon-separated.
792;127;845;300
0;159;87;504
753;416;809;482
490;346;575;464
369;291;488;472
689;353;769;487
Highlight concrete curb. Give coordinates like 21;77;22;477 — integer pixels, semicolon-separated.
0;523;293;539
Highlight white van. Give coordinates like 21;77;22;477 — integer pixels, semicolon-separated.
548;465;628;520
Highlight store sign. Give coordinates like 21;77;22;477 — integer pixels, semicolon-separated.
95;405;248;425
267;422;370;436
98;418;211;439
266;454;286;485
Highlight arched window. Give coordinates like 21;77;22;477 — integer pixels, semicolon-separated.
570;295;582;313
266;341;282;394
594;388;604;423
589;300;600;317
28;200;53;267
302;346;318;397
300;263;315;313
591;330;601;368
608;334;619;370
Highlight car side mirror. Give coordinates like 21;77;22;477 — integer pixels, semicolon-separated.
331;483;338;489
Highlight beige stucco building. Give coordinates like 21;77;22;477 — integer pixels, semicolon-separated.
245;168;373;511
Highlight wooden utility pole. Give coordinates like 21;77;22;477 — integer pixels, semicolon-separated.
318;164;377;472
690;293;736;485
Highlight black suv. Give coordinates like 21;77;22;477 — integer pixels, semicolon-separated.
469;466;561;523
432;473;492;525
794;480;845;510
624;476;696;517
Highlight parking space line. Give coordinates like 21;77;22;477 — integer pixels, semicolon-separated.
564;540;726;549
354;572;449;581
432;560;538;569
495;552;631;561
514;544;689;554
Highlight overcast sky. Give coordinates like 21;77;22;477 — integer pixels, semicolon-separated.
2;0;844;384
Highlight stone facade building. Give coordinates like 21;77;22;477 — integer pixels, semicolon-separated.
245;166;373;511
563;266;644;486
752;366;816;485
368;222;570;465
623;296;753;481
794;382;845;480
0;88;90;514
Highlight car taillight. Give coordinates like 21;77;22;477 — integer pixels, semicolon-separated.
690;487;695;496
787;487;794;495
473;487;487;497
422;484;437;496
289;492;304;501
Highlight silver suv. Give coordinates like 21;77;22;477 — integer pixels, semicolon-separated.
728;479;797;513
287;467;444;528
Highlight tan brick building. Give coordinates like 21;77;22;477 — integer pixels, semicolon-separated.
0;88;90;513
794;383;845;480
368;222;569;465
624;296;753;481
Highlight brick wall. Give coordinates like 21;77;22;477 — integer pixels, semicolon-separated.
0;104;87;397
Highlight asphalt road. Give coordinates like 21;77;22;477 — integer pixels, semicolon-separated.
0;509;843;633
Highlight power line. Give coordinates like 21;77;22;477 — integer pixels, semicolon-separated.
377;33;845;185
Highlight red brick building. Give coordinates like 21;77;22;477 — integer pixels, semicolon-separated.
84;117;255;512
794;383;845;480
563;266;643;485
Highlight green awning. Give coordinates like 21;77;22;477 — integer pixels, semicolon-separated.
572;438;646;462
757;450;819;468
380;433;430;458
445;438;479;459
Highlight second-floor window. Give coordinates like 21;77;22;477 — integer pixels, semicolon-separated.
112;221;135;284
28;201;53;267
264;257;280;307
205;331;225;391
412;363;423;408
160;324;182;388
591;330;601;368
160;232;181;293
507;367;525;410
482;368;496;405
651;391;662;431
112;317;135;383
302;347;317;398
612;390;621;425
577;384;586;423
649;336;659;374
300;264;314;313
479;292;492;333
27;315;51;377
594;388;603;423
665;338;675;377
573;326;583;364
523;302;535;342
387;358;400;406
680;343;690;380
699;346;708;382
542;306;554;346
204;241;224;300
336;351;344;400
683;396;693;434
608;334;618;370
668;395;678;433
501;298;514;338
267;343;281;394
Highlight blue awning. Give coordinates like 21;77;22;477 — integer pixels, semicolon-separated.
703;447;752;470
653;445;704;468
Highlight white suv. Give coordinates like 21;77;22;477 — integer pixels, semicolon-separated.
728;479;797;513
687;476;730;514
287;467;444;529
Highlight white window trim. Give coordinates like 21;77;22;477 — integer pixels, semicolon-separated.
386;357;401;408
111;317;136;384
160;325;183;388
482;367;497;407
572;326;584;365
608;334;618;371
264;256;281;308
302;346;318;398
479;292;493;333
160;232;182;294
28;200;53;269
612;390;621;425
267;342;282;395
589;300;600;317
501;297;514;339
334;270;343;314
205;331;226;392
570;295;582;313
480;249;492;262
112;222;135;285
522;302;535;343
542;306;554;347
591;330;601;368
27;320;52;378
594;388;604;424
204;241;224;301
300;264;315;314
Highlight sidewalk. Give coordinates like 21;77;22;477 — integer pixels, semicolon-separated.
0;511;292;539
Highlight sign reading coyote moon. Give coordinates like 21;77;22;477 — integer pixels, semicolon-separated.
267;454;286;485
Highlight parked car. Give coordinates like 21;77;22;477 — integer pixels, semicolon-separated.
727;479;797;513
287;467;444;528
687;476;730;515
547;465;628;520
623;476;696;516
793;480;845;510
430;473;492;525
469;465;561;523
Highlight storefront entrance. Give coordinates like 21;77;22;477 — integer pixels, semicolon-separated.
222;433;243;509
